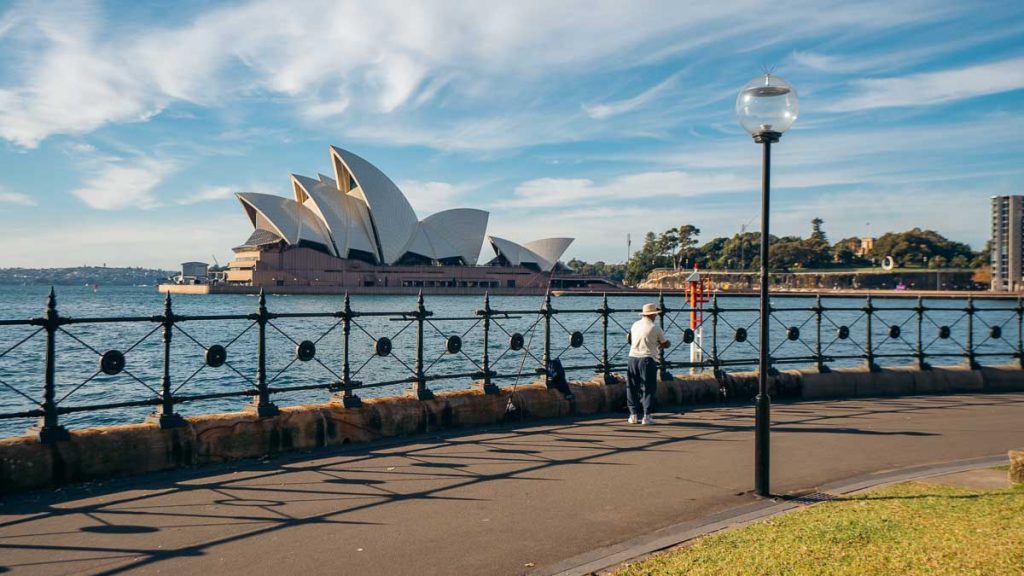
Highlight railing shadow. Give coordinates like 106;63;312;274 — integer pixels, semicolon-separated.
2;392;1019;573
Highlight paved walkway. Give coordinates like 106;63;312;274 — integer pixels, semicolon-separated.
2;392;1023;576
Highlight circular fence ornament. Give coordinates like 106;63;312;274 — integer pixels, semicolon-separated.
837;326;850;340
889;325;901;339
99;350;125;376
296;340;316;362
446;335;463;354
990;326;1003;339
786;326;800;341
938;326;951;339
205;345;227;368
569;331;584;348
735;328;748;343
375;337;393;356
509;333;525;351
682;329;695;344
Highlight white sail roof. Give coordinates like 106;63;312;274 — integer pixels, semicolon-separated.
236;192;334;254
523;238;574;270
330;146;418;265
232;145;571;270
291;174;378;261
488;236;573;272
416;209;489;264
401;224;460;262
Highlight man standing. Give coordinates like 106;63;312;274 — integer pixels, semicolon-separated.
627;303;670;425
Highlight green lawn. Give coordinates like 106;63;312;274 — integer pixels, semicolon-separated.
617;480;1024;576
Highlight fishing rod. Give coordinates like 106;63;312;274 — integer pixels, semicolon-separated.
504;273;557;418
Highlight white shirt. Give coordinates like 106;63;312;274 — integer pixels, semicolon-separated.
629;317;668;358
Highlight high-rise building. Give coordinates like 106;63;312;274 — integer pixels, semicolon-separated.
991;195;1024;291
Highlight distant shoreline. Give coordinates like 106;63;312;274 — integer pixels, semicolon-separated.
554;288;1019;299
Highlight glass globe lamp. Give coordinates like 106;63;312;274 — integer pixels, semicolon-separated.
735;73;799;138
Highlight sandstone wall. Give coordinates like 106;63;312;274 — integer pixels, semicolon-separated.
2;365;1022;494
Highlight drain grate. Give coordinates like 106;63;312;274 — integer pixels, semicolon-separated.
789;492;838;506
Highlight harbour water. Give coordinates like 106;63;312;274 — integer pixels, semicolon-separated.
0;285;1017;438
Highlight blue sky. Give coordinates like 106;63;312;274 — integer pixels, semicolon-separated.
0;0;1022;269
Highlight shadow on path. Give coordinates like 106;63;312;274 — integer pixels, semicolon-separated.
0;392;1021;575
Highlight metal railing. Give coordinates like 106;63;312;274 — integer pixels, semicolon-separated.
0;289;1020;442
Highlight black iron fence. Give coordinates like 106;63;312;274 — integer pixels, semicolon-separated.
1;289;1021;442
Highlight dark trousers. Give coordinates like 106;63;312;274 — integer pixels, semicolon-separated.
626;356;657;416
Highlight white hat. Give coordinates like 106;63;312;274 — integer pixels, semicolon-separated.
640;303;661;316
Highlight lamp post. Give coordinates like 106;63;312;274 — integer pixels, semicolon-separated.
736;73;798;497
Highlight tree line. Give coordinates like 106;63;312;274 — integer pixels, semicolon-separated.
567;219;988;286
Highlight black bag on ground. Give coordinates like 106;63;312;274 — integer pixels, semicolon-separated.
545;358;574;400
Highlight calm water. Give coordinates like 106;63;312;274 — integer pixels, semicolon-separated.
0;285;1017;437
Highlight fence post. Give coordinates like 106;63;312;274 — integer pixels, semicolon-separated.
153;293;185;428
710;294;720;377
250;289;279;417
413;292;434;400
338;293;362;407
916;296;930;370
658;292;671;380
540;292;553;387
864;294;879;371
599;293;615;384
479;293;499;394
814;294;829;373
964;295;979;369
34;287;68;443
1017;296;1024;370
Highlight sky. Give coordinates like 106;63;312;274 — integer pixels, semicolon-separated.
0;0;1022;269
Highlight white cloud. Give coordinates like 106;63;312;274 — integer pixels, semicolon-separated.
396;180;472;215
0;0;972;149
584;72;680;119
503;171;754;209
0;189;36;206
177;185;238;205
71;157;176;210
0;4;169;147
0;9;20;39
828;57;1024;112
301;95;352;121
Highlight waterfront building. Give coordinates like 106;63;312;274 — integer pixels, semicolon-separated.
991;195;1024;291
839;237;875;258
177;262;208;283
168;146;613;295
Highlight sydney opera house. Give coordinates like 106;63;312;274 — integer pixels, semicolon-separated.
169;146;612;295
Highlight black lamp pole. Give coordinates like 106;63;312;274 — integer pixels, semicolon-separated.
753;129;780;497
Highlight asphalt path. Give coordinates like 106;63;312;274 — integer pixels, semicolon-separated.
2;392;1023;575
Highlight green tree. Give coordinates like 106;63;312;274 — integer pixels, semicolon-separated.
872;228;973;268
810;217;827;243
625;232;670;285
970;240;992;269
695;236;728;268
658;229;679;269
567;258;626;283
674;225;701;269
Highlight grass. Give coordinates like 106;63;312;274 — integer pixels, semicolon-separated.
616;481;1024;576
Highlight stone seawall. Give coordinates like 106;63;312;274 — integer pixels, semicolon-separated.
3;365;1023;494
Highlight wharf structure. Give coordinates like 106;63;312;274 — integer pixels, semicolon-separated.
161;146;616;295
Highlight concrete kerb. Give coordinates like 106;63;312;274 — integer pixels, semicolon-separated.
538;454;1011;576
3;365;1024;495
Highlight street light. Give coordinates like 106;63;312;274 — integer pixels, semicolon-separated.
736;73;798;497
